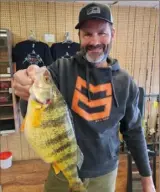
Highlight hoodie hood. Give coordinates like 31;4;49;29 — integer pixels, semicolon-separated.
74;53;120;107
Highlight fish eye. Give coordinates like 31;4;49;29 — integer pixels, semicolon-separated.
44;75;51;84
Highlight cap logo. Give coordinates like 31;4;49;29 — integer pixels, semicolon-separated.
87;6;101;15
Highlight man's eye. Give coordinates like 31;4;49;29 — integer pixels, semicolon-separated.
99;32;107;36
84;34;91;37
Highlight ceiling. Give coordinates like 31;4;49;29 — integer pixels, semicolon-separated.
0;0;159;8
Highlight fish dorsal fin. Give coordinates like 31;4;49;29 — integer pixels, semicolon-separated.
77;145;84;170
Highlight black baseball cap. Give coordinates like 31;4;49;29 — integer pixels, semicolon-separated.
75;3;113;29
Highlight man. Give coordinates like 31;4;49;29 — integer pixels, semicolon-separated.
13;3;156;192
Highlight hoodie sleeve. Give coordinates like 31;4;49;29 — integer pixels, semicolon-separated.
47;60;60;89
120;79;152;177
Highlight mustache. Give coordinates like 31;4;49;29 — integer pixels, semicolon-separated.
86;44;105;51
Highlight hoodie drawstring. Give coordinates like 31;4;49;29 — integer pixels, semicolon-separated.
86;64;91;101
109;67;119;108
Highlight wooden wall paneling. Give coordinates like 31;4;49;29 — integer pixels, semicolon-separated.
73;3;83;43
35;2;48;42
141;8;152;92
0;136;8;153
114;6;129;69
47;2;56;44
150;10;159;94
18;2;27;42
65;3;74;41
0;2;11;29
28;144;38;160
112;6;119;60
145;8;157;95
6;133;22;160
55;2;66;42
124;6;136;75
132;7;145;84
9;2;21;45
110;6;116;58
25;2;36;44
137;7;145;87
19;133;30;160
148;10;159;136
130;7;138;78
138;8;151;90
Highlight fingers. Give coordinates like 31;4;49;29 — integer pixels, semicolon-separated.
12;65;46;100
13;81;31;100
27;65;41;81
12;68;34;100
13;69;33;86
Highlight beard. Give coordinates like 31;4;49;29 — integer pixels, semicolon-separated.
80;42;112;66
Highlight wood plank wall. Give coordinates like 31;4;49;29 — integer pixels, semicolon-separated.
0;2;159;160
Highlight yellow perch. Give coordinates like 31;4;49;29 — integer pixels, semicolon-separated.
23;67;87;192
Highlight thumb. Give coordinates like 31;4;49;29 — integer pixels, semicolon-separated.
27;65;40;80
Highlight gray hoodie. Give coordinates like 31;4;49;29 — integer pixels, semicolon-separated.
20;54;151;178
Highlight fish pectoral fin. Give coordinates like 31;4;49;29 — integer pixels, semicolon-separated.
52;162;60;175
77;145;84;170
20;117;26;132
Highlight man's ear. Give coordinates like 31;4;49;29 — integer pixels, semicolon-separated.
111;28;115;40
78;30;81;43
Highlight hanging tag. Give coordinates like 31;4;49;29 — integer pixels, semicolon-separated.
9;88;12;93
7;67;10;73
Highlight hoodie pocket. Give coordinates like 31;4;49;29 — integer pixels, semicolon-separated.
77;135;118;168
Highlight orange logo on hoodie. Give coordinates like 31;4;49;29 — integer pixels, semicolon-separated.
72;76;112;121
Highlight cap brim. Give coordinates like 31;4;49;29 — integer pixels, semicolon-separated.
75;16;112;29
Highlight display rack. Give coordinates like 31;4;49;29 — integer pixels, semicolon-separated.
0;29;20;135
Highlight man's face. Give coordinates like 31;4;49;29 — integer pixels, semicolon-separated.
79;19;115;64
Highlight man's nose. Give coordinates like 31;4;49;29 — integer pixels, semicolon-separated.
89;34;100;46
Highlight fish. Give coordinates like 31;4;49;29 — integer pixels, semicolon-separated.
22;67;87;192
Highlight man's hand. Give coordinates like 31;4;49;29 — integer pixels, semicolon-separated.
141;176;156;192
13;65;40;100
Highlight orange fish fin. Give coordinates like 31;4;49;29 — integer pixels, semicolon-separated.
20;117;26;132
32;106;45;127
52;162;60;175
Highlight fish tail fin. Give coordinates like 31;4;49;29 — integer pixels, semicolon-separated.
69;179;87;192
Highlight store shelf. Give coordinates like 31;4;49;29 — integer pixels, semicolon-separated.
0;115;14;120
0;77;12;81
0;90;9;93
0;130;16;135
0;103;13;106
0;29;21;134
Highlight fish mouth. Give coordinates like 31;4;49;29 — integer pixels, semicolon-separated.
34;97;52;105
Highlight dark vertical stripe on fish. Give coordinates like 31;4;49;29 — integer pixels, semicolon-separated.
46;129;73;146
63;163;77;173
54;139;76;153
56;150;77;164
41;114;66;127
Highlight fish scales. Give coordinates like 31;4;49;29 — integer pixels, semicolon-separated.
23;68;87;192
